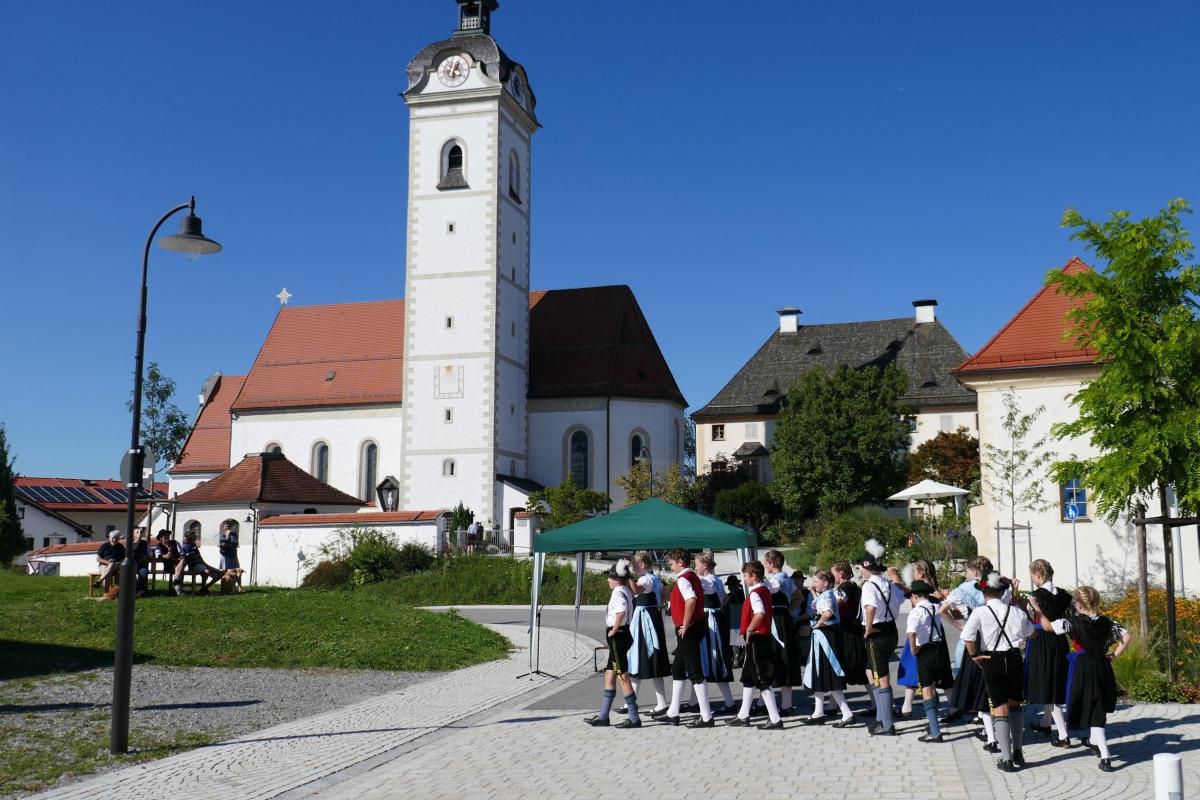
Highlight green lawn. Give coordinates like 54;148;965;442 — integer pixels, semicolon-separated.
0;571;511;679
370;553;611;606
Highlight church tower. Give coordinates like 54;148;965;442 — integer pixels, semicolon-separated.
399;1;538;525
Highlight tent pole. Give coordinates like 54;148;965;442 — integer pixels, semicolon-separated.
574;551;585;657
518;552;560;681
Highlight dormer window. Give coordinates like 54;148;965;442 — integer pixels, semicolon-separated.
438;140;469;191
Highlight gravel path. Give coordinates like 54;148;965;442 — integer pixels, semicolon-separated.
0;666;434;799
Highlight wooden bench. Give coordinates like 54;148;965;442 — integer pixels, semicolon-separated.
87;570;117;598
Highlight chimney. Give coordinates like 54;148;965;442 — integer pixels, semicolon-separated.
913;299;937;324
776;307;801;334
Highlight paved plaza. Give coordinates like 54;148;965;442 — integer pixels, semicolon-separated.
31;616;1199;800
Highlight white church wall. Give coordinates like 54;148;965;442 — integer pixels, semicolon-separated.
256;519;444;588
229;405;403;501
168;472;219;500
965;367;1200;596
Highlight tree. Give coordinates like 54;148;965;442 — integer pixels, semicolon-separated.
526;477;610;530
127;362;191;475
982;390;1055;569
0;424;25;565
770;363;911;521
449;502;474;533
909;427;981;498
1047;199;1200;670
682;418;697;478
615;462;699;508
713;481;780;532
694;454;754;515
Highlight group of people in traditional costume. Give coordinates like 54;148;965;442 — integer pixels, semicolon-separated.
589;542;1132;773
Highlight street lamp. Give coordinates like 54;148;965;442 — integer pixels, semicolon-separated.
111;197;220;755
636;446;653;497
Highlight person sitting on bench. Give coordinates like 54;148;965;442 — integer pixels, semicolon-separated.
173;531;224;595
95;531;125;588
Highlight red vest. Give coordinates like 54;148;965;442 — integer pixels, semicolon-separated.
670;569;706;627
740;584;774;637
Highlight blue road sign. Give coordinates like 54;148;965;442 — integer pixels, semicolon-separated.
1066;503;1080;521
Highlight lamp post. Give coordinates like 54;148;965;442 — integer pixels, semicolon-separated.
111;197;221;755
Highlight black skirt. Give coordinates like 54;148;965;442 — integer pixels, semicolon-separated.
769;608;792;687
948;646;989;714
837;619;869;686
915;640;954;690
1067;654;1118;729
806;626;848;692
1025;630;1070;704
786;617;807;684
630;603;671;679
606;626;632;674
701;607;733;682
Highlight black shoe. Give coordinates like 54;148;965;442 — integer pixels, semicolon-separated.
758;719;784;730
919;733;945;743
869;725;897;736
714;704;738;716
583;716;609;727
659;715;680;726
802;716;826;726
649;707;669;719
997;759;1018;773
982;741;1000;753
831;717;857;729
1030;723;1051;736
686;716;715;729
1013;749;1025;766
1098;758;1113;772
726;716;751;727
614;719;641;729
1052;738;1071;748
866;720;881;734
940;712;964;725
974;728;988;742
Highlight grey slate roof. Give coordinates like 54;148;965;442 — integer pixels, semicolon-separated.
693;317;976;419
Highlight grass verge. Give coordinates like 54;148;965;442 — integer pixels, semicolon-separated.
363;553;611;606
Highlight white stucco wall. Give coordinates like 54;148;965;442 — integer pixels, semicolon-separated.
28;551;95;577
964;367;1200;596
229;405;403;502
167;471;220;500
694;417;776;478
912;405;978;450
256;518;444;587
16;499;89;551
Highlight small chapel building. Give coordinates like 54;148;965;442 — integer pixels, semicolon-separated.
167;2;687;585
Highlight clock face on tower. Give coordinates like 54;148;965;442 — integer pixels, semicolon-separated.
437;54;470;88
509;72;524;103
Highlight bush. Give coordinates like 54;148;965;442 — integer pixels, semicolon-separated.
381;553;611;605
803;507;911;568
1106;587;1200;683
713;482;781;532
301;559;354;588
393;542;434;575
1111;630;1160;694
1126;672;1187;704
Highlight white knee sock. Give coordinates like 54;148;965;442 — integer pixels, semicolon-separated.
694;681;713;720
1090;727;1111;759
719;682;735;705
832;690;853;719
761;688;782;724
981;712;996;743
902;687;915;714
811;692;826;718
738;687;754;720
653;677;667;709
668;680;686;716
1050;705;1068;739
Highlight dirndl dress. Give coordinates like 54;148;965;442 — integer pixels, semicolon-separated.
947;632;989;715
701;593;733;682
804;623;848;692
896;639;920;688
1025;587;1072;704
628;594;671;678
1064;615;1121;729
769;593;793;688
836;616;869;686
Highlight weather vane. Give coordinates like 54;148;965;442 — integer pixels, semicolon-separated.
277;288;292;306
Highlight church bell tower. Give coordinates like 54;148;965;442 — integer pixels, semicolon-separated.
398;1;539;525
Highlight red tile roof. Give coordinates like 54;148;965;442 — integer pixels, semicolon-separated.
231;301;406;412
31;542;100;556
260;510;444;526
15;477;168;512
171;375;245;474
955;258;1101;374
173;452;365;506
529;286;686;405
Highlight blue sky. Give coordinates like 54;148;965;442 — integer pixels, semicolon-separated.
2;1;1198;478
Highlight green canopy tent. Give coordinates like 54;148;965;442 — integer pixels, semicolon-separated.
524;498;758;678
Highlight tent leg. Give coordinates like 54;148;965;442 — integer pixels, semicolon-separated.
518;552;560;681
574;552;584;658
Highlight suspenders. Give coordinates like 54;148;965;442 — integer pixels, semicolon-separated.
922;605;944;643
985;605;1014;652
871;579;895;623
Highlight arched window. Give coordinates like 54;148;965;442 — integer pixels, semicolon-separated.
630;433;648;470
312;442;330;483
220;519;240;536
360;442;379;501
184;520;202;544
439;139;468;190
568;429;589;488
508;150;521;202
265;443;283;455
443;458;456;477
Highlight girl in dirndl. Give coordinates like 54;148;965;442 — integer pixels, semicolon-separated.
1021;559;1073;746
802;569;855;726
763;550;799;713
586;560;641;728
696;551;737;713
628;551;671;714
1030;586;1130;772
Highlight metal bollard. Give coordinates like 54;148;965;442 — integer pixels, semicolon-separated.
1154;752;1183;800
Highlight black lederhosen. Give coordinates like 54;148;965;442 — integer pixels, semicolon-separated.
740;632;775;690
913;607;953;690
980;606;1024;706
607;626;632;674
672;620;708;682
864;581;899;679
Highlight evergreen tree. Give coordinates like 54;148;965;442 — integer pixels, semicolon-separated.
770;363;911;521
0;424;25;565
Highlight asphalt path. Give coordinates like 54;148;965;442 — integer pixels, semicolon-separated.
457;605;963;714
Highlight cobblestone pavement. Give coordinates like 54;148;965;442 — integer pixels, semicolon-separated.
32;621;1197;800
